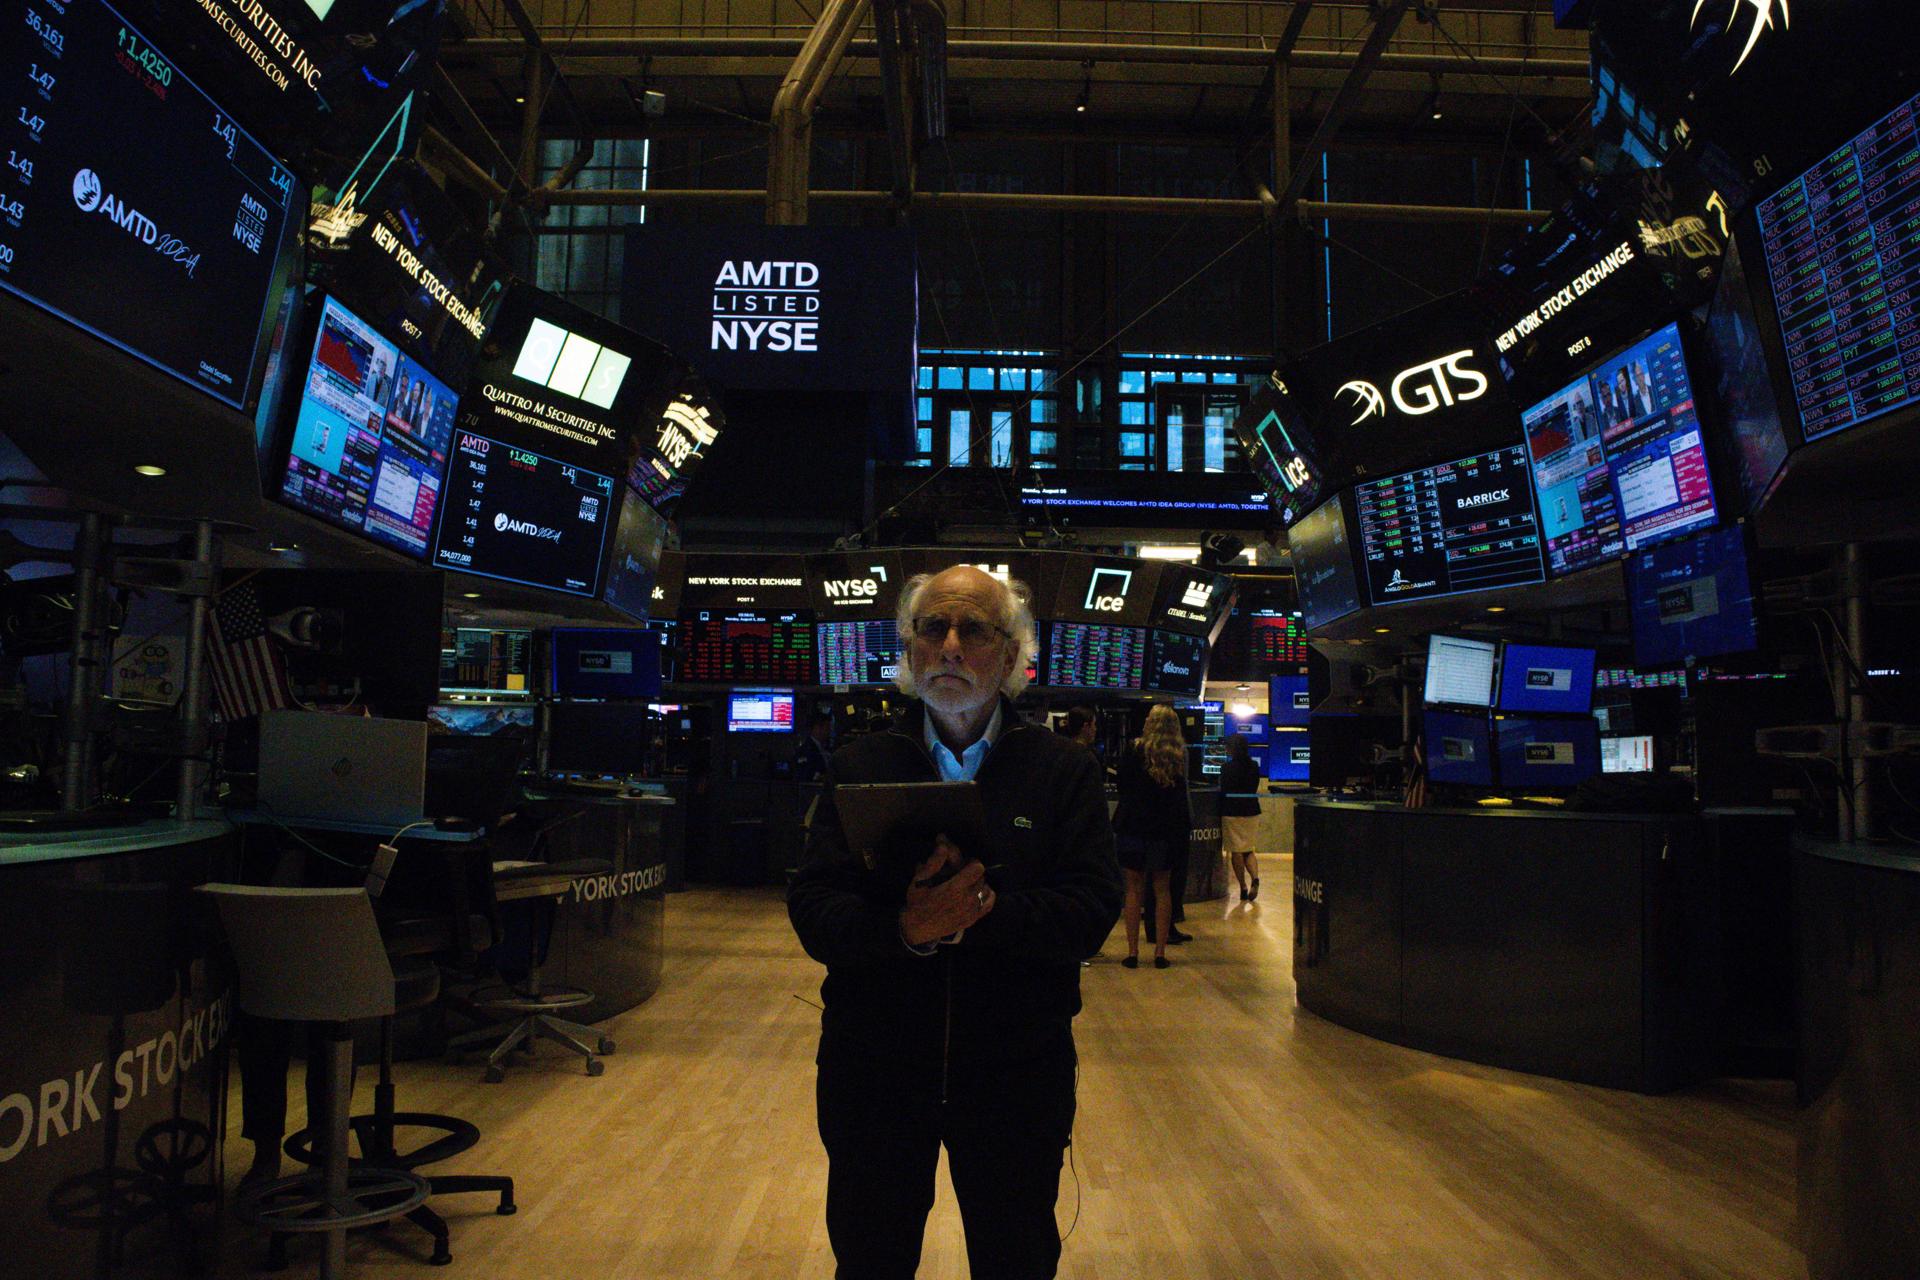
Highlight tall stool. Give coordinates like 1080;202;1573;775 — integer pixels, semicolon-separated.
447;858;616;1081
200;885;432;1280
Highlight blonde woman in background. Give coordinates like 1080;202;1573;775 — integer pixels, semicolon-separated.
1112;703;1192;969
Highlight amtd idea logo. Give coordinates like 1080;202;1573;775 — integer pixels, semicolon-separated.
1084;567;1133;614
494;512;561;541
711;259;821;353
72;167;200;275
1333;351;1489;426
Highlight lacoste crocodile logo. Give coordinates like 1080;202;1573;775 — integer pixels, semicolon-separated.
1013;816;1033;829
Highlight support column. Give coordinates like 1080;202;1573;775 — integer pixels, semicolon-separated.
176;521;217;820
60;513;105;813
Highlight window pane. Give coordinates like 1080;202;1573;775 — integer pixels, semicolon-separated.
1030;430;1057;456
919;366;933;389
1120;402;1146;426
990;412;1012;468
1030;458;1057;469
1182;371;1207;383
939;367;962;390
1119;371;1146;395
1120;432;1148;458
1002;368;1027;391
917;426;933;454
968;367;994;391
1150;371;1175;385
949;410;972;466
1214;372;1239;384
1030;370;1048;393
1031;399;1056;424
918;397;933;421
1204;417;1226;472
1166;423;1184;471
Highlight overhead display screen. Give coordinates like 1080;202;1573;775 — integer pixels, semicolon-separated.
1625;524;1760;668
1145;629;1207;697
729;690;796;734
279;295;459;558
0;0;297;408
1043;622;1146;691
1234;376;1327;526
1591;323;1718;552
680;611;814;685
817;619;903;687
551;628;663;701
1354;446;1546;606
1705;235;1793;513
1051;556;1161;628
1755;91;1920;444
1250;611;1309;666
602;491;668;621
1152;566;1231;637
1497;643;1597;715
1291;494;1362;631
1522;374;1624;575
805;550;904;618
1270;674;1311;727
432;431;616;597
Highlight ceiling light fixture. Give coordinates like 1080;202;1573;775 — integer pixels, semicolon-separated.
462;592;482;599
1426;75;1444;121
1373;626;1391;634
132;464;167;477
1076;60;1092;114
1486;605;1507;613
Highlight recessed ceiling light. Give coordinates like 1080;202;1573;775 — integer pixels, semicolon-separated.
461;592;482;599
133;464;167;477
1373;626;1391;634
1486;605;1507;613
268;541;300;554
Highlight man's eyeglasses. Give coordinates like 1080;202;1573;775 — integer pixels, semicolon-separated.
910;616;1011;650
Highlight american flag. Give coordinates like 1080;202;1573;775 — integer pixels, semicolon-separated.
208;581;292;721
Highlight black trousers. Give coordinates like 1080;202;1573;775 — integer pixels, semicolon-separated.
817;1046;1077;1280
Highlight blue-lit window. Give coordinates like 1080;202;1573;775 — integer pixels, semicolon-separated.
990;412;1013;468
1031;399;1056;424
1030;430;1058;457
968;367;994;391
1003;368;1027;391
939;367;962;390
1121;402;1147;426
918;367;933;390
1119;370;1146;395
1120;432;1149;458
1182;371;1207;383
949;410;971;466
918;397;932;421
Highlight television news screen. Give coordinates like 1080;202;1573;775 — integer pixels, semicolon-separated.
1353;446;1547;607
728;689;796;734
603;494;669;622
1145;630;1207;697
1754;90;1920;444
1497;643;1597;715
438;628;532;697
817;619;904;686
279;295;460;559
1291;494;1363;631
551;628;663;700
432;432;617;598
1043;622;1147;691
1269;674;1311;727
1625;525;1760;668
1592;323;1719;552
680;612;815;685
1494;714;1601;788
1425;710;1494;787
1521;372;1625;575
1266;730;1311;782
1601;735;1655;774
1424;635;1498;708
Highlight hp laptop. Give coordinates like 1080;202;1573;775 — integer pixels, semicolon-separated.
257;711;428;827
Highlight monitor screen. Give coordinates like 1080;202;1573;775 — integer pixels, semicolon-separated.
1625;525;1759;668
1494;714;1601;788
817;619;904;686
603;494;669;621
428;704;537;736
1754;91;1920;443
1226;713;1267;743
1425;710;1495;786
1291;494;1363;630
545;702;652;776
1596;666;1689;692
1249;610;1309;666
1267;729;1311;782
1705;235;1792;512
1145;630;1207;697
1353;446;1547;607
1043;622;1147;690
279;296;460;559
439;628;532;697
1601;735;1655;774
1497;643;1597;714
680;612;815;684
728;690;796;734
1593;323;1719;552
1269;674;1312;727
0;0;297;408
432;432;617;597
551;628;663;700
1424;635;1498;708
1522;374;1625;575
1308;713;1382;788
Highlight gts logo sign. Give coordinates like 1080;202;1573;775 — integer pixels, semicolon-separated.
1456;489;1509;510
1084;567;1133;614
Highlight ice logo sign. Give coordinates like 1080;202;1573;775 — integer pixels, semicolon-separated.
1085;568;1133;614
1691;0;1790;75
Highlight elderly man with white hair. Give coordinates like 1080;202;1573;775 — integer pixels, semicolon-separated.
788;562;1122;1280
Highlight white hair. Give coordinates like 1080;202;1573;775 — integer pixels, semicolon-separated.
893;567;1039;699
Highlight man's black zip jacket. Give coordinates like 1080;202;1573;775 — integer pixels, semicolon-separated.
788;697;1122;1072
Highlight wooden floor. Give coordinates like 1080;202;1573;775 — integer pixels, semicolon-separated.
217;859;1803;1279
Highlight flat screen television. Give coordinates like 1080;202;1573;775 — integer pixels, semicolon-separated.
428;704;537;736
432;431;617;597
603;494;669;622
816;619;904;686
1753;90;1920;444
1226;713;1267;743
1353;446;1547;607
679;612;815;685
1494;714;1601;789
1601;735;1655;774
728;689;796;734
439;628;533;697
1424;635;1498;708
1042;622;1147;691
545;703;652;776
1704;235;1793;513
1497;643;1597;715
279;295;460;559
551;628;663;700
1291;494;1363;630
1269;674;1311;727
1267;730;1311;783
1425;710;1494;786
1625;525;1760;668
1521;372;1625;575
1145;629;1207;697
1249;610;1309;666
1592;322;1719;552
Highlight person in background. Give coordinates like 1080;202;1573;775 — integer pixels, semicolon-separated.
1112;703;1191;969
794;709;833;787
1219;733;1263;902
1057;705;1099;753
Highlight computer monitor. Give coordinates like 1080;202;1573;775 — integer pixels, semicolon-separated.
1496;643;1597;715
543;702;652;776
1292;494;1362;630
1494;715;1601;789
1625;525;1759;668
1424;710;1494;786
1601;735;1655;774
1269;674;1311;727
1267;729;1311;782
439;628;533;698
1352;446;1547;606
1308;714;1379;788
727;689;796;734
816;619;904;686
1424;634;1498;708
1042;622;1147;691
550;628;663;700
428;704;537;736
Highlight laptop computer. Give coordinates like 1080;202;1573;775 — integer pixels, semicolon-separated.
257;710;428;828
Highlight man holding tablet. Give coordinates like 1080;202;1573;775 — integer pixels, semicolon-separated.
788;563;1122;1280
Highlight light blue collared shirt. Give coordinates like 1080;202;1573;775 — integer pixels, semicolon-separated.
924;702;1003;781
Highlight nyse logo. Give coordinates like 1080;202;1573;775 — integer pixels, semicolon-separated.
1084;567;1133;614
824;565;888;601
656;397;720;471
1179;579;1213;610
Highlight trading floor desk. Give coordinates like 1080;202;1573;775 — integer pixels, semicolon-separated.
1292;799;1718;1094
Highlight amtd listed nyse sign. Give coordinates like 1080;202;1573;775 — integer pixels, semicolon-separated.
712;260;821;353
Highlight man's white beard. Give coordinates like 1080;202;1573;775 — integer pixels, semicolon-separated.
919;668;993;717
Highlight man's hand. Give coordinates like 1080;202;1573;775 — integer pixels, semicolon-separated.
900;835;995;945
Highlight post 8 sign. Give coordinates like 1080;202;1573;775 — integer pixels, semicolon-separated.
621;224;917;396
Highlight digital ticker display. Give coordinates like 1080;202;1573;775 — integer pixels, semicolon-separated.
1756;91;1920;443
1250;610;1309;666
1043;622;1146;691
432;433;616;597
817;619;903;686
1;0;297;407
1353;446;1546;606
680;612;814;685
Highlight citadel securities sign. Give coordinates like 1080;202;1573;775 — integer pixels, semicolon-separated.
622;224;917;395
